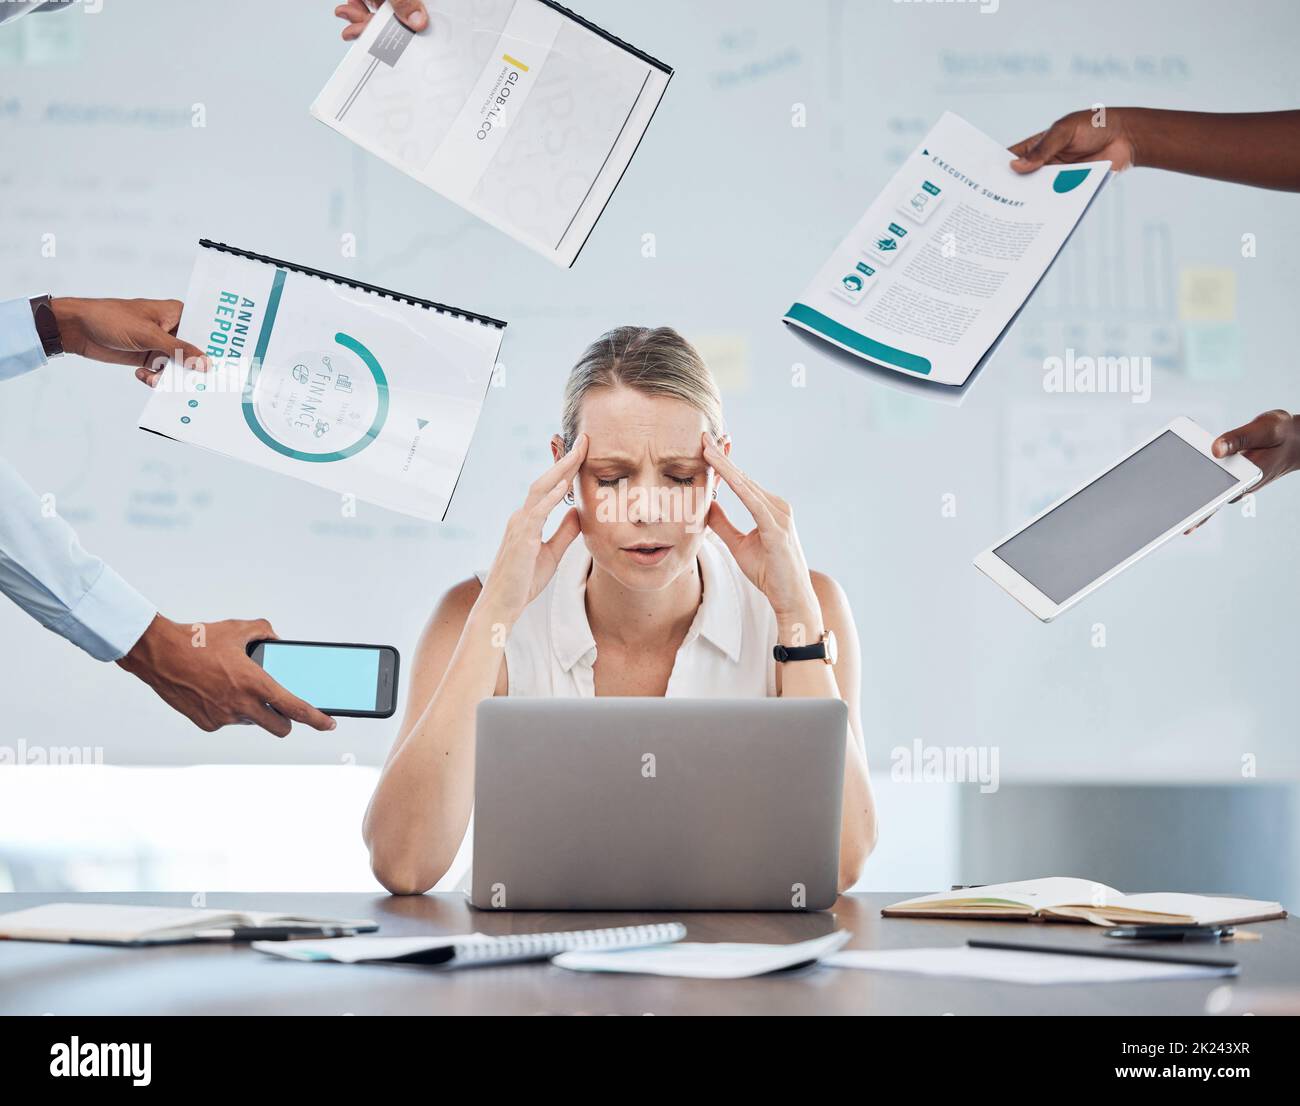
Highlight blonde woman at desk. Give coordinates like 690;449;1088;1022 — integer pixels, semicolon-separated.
363;326;878;895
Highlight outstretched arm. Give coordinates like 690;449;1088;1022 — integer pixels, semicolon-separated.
1010;109;1300;192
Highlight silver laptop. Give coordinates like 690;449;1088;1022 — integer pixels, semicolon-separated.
471;698;846;911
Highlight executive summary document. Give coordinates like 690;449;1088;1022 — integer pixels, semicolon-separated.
139;241;505;521
784;112;1111;387
311;0;673;267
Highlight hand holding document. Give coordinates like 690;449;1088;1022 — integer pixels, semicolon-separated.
313;0;672;267
784;112;1110;387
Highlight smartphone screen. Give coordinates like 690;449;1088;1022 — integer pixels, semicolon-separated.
249;641;398;717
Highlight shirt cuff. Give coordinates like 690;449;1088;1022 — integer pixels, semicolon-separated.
51;562;157;662
0;297;49;382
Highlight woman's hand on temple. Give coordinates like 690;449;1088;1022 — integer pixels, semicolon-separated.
702;434;822;634
477;434;587;623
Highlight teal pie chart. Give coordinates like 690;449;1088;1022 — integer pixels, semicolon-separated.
242;331;389;463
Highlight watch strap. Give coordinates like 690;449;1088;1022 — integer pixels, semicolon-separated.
773;641;828;663
29;295;63;358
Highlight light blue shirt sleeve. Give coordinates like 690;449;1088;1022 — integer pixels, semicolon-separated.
0;456;157;661
0;296;48;382
0;298;157;660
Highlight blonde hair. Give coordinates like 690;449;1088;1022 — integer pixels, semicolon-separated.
561;326;723;450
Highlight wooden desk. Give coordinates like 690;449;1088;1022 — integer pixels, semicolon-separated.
1;892;1292;1015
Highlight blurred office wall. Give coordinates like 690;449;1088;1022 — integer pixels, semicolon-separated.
0;0;1296;894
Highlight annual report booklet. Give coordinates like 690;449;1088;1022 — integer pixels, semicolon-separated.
311;0;673;267
139;240;505;521
883;878;1286;927
784;112;1111;387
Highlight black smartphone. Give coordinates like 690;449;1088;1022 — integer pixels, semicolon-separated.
1105;924;1233;942
246;640;399;719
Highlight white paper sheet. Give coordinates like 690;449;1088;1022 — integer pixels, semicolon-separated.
553;931;852;979
826;946;1236;985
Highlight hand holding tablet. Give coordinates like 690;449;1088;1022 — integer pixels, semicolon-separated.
974;417;1262;621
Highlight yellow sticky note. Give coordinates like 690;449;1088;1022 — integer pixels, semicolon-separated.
1178;266;1237;323
689;333;750;394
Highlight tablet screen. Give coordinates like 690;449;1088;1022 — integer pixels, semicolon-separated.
995;431;1239;603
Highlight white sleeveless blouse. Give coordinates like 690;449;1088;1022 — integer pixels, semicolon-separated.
492;530;778;699
437;531;779;891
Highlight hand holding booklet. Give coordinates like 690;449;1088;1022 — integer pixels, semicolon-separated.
883;877;1286;927
139;240;505;521
785;112;1110;388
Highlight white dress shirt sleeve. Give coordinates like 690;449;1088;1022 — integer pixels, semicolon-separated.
0;297;157;660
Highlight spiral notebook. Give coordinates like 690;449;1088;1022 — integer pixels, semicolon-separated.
139;240;505;521
252;922;687;968
310;0;672;267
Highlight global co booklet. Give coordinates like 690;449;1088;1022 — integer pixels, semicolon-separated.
784;112;1111;388
311;0;673;267
138;240;505;521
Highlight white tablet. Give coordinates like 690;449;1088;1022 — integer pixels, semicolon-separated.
974;417;1261;621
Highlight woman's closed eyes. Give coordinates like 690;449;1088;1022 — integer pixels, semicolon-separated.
594;471;699;487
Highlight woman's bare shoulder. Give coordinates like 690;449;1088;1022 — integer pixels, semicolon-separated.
435;576;485;626
808;569;850;612
409;577;508;697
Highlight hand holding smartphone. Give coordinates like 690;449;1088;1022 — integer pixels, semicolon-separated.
247;640;399;718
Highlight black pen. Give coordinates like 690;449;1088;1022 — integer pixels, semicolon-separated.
967;939;1238;971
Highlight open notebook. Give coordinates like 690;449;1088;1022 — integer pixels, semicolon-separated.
312;0;672;267
883;878;1286;927
0;903;377;946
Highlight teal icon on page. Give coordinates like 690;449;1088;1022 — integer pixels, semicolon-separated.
242;331;390;463
1053;168;1091;194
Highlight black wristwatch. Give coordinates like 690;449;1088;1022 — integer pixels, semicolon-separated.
29;295;63;359
773;629;837;665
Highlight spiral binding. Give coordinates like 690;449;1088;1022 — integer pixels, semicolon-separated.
536;0;673;75
450;922;686;965
197;239;507;330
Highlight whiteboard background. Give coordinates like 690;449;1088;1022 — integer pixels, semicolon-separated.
1;0;1297;792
